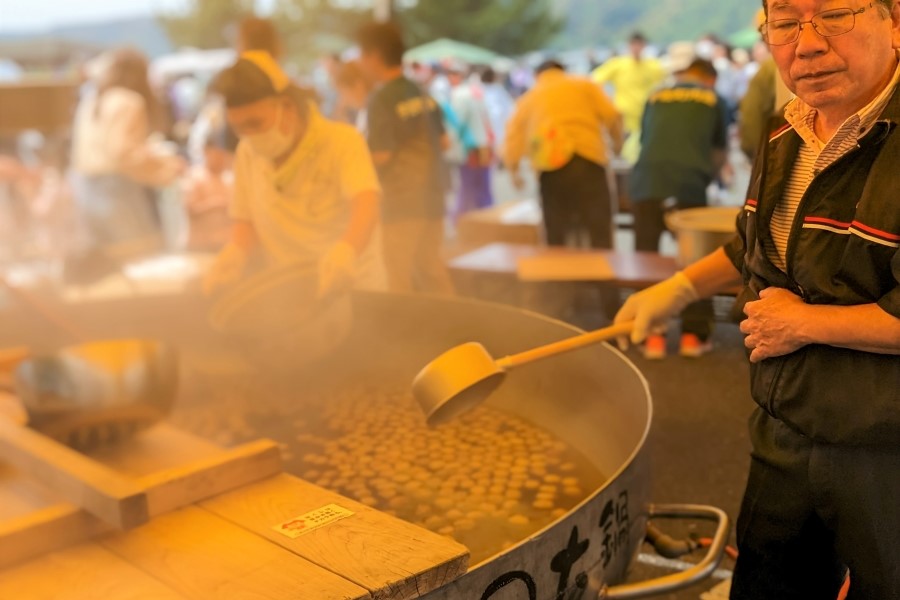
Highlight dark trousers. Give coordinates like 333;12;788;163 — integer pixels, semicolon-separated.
633;198;713;340
632;197;671;254
538;155;612;249
731;409;900;600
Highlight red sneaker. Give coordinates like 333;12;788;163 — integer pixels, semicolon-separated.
679;333;713;358
643;334;667;360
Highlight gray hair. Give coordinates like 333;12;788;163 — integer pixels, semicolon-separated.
761;0;893;15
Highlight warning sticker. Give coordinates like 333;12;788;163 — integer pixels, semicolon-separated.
273;504;355;539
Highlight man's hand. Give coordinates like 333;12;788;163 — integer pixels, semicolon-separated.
318;241;356;298
741;287;810;363
614;272;699;347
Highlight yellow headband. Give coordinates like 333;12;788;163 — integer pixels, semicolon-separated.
241;50;290;93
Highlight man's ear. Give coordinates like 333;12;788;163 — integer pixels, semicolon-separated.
891;0;900;49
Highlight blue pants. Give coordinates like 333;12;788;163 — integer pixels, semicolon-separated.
731;409;900;599
455;164;492;220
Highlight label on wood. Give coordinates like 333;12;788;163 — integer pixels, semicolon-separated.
273;503;355;539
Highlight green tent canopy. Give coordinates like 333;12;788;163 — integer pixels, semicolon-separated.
728;27;762;48
404;38;506;65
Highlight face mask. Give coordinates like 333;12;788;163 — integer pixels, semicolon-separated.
244;103;294;161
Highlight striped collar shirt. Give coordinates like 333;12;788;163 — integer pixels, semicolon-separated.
767;58;900;271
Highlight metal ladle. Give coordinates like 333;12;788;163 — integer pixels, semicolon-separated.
413;321;634;426
0;276;178;448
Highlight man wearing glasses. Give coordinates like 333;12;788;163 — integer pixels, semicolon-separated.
615;0;900;596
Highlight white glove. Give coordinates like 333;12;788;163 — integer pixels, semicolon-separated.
318;241;356;298
202;243;248;296
614;271;699;347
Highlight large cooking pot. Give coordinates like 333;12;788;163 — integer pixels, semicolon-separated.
207;261;353;368
333;293;729;599
666;206;741;267
0;288;728;598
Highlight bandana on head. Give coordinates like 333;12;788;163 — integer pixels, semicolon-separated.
240;50;290;93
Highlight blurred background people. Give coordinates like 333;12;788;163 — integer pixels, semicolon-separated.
479;67;515;162
738;9;794;162
181;123;234;252
356;22;455;295
316;52;344;119
629;58;729;359
445;61;494;220
333;60;373;131
591;31;665;163
236;16;284;60
203;51;385;297
68;47;184;282
504;60;623;250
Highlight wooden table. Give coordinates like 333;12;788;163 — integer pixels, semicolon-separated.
454;200;543;249
448;242;678;289
0;423;469;600
447;242;678;321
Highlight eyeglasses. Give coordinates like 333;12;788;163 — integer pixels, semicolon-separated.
759;3;874;45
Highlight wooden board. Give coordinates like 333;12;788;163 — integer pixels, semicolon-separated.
140;439;281;516
517;253;615;282
86;425;224;476
0;503;107;570
0;392;27;427
100;505;370;600
201;474;469;600
0;417;149;530
0;463;59;521
0;425;283;569
0;542;188;600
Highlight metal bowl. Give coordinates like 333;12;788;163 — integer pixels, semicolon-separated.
14;339;178;449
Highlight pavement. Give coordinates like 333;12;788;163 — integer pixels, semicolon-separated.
608;319;752;598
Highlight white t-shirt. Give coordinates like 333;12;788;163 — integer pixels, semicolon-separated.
230;108;386;290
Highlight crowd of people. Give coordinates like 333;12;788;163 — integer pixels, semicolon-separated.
1;3;899;597
0;15;825;334
5;18;774;293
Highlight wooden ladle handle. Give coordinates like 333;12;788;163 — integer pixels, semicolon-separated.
495;321;634;370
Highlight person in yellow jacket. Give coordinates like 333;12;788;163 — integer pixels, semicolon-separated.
591;32;666;163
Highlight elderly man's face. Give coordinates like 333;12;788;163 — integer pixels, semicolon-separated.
767;0;900;122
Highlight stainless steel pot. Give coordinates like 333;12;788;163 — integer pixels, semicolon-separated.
665;206;741;267
336;293;728;599
0;289;728;598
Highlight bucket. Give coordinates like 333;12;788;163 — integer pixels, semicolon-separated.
665;206;741;267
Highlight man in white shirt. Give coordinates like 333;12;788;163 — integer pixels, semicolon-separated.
203;51;385;297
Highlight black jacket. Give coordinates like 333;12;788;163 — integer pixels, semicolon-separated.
724;88;900;447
